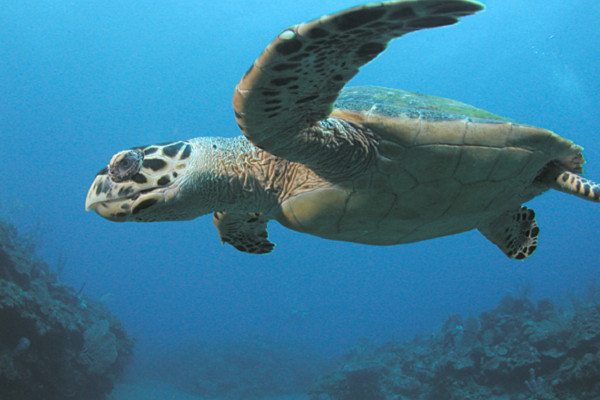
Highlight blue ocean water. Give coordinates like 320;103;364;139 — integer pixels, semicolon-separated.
1;0;599;385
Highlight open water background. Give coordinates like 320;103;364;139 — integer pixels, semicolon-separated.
1;0;599;379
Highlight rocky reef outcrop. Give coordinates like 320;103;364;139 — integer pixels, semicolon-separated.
311;289;600;400
0;220;134;400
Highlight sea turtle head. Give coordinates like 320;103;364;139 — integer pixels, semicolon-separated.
85;140;205;222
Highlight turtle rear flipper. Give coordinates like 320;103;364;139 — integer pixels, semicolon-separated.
478;207;539;260
212;212;274;254
553;171;600;202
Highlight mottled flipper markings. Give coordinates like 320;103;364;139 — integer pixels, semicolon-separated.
478;207;539;260
233;0;484;161
554;171;600;202
212;212;274;254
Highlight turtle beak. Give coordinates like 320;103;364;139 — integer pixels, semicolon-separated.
86;172;113;212
85;173;132;221
85;168;182;222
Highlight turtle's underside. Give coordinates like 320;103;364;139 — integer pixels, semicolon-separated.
86;0;599;259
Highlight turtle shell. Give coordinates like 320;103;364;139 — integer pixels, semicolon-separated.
278;86;581;245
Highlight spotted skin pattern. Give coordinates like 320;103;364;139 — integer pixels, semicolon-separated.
479;207;539;260
555;171;600;202
213;212;274;254
86;141;193;221
234;0;485;167
86;0;599;258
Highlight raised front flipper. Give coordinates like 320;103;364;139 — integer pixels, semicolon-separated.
233;0;484;175
212;212;274;254
478;207;539;260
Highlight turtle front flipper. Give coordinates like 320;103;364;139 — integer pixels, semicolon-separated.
212;212;274;254
478;207;539;260
233;0;484;174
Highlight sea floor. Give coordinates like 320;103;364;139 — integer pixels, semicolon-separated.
109;381;203;400
109;380;309;400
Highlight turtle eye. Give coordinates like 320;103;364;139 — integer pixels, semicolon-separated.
108;150;143;182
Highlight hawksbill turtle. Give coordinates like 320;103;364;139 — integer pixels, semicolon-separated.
85;0;599;259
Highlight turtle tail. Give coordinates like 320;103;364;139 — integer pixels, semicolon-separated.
553;171;600;202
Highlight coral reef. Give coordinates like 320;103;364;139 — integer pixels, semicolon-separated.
0;220;134;400
147;335;325;399
311;290;600;400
